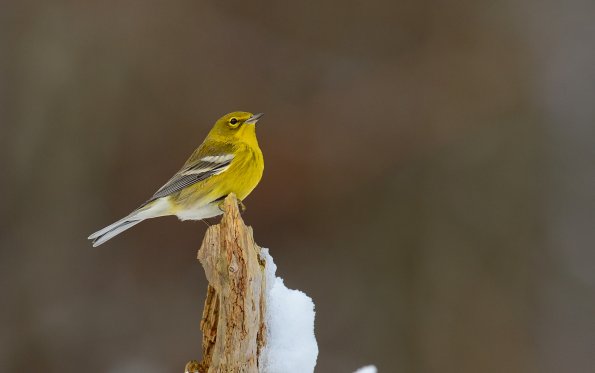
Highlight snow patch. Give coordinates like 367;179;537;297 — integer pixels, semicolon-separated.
353;365;378;373
259;248;319;373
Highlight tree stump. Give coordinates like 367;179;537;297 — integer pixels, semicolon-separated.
188;194;267;373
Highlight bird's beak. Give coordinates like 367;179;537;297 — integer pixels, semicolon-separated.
245;113;264;124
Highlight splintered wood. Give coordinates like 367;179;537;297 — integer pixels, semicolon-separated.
191;194;267;373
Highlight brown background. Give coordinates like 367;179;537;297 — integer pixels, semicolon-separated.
1;0;594;372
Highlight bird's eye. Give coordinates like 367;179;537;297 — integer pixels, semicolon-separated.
229;118;238;125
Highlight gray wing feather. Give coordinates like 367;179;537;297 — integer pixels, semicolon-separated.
149;155;233;201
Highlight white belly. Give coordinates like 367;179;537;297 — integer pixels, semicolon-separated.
175;201;223;221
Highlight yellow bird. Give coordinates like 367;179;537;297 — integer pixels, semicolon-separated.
88;111;264;247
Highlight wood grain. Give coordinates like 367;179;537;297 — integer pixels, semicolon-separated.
191;194;267;373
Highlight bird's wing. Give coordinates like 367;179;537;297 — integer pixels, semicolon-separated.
148;148;235;201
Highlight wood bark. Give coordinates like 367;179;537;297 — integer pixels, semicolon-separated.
187;194;267;373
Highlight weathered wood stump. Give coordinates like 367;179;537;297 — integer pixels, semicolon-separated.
186;194;267;373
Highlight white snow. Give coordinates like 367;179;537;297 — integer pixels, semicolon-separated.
259;248;319;373
353;365;378;373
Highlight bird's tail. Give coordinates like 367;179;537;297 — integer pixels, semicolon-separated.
88;198;172;247
88;216;143;247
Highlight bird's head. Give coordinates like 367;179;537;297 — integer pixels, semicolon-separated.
208;111;263;143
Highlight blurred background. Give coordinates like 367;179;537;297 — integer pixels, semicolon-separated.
1;0;594;372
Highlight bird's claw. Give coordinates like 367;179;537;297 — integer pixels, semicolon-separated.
217;198;246;213
238;199;247;213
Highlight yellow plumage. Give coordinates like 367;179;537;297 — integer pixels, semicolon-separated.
88;111;264;247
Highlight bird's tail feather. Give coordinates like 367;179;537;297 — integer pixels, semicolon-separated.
88;217;143;247
88;198;173;246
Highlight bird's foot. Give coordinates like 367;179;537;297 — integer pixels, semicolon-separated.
216;195;246;213
238;199;246;213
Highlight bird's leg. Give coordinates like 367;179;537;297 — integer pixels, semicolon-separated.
216;196;246;213
237;199;246;213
